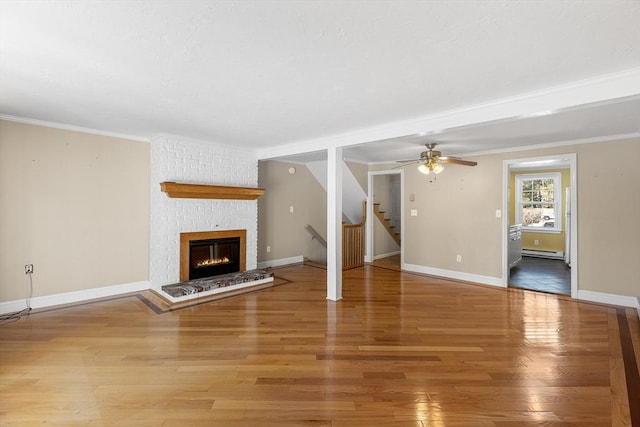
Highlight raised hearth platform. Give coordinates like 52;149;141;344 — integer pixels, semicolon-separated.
160;269;274;304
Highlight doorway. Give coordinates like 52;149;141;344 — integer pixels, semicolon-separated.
503;154;577;297
367;170;404;270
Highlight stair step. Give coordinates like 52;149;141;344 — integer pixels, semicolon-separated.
375;203;401;246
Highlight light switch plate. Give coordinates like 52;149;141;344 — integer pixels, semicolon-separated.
411;209;418;216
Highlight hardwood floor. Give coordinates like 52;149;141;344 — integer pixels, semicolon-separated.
370;254;401;271
1;264;638;426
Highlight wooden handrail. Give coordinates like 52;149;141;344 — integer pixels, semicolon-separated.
305;224;327;247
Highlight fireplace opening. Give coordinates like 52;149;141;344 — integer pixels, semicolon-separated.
180;230;246;282
189;237;240;280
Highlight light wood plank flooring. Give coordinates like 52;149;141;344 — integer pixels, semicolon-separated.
1;264;638;426
370;254;401;271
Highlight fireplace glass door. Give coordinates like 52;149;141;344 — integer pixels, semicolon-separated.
189;237;240;280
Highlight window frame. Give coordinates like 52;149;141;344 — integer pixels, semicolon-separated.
515;172;562;233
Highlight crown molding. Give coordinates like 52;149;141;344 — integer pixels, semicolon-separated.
0;114;150;142
458;132;640;158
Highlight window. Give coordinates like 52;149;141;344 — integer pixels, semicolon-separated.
515;172;561;232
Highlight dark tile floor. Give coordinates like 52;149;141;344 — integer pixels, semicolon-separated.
509;256;571;295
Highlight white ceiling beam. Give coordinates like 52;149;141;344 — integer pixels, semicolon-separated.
257;67;640;161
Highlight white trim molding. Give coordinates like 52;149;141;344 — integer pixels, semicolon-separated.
459;132;640;158
0;114;150;142
257;255;304;269
515;171;562;233
578;290;639;309
0;281;150;315
403;264;503;288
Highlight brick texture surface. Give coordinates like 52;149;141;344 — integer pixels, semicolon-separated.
150;136;258;288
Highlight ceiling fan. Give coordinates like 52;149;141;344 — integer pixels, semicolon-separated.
397;143;477;175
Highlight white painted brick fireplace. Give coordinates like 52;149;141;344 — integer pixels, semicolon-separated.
150;136;258;289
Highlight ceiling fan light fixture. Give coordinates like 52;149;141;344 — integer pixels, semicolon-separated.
400;142;475;176
418;161;444;175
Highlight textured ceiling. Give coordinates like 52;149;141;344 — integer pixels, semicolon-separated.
1;1;639;161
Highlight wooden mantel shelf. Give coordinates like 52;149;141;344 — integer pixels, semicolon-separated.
160;182;264;200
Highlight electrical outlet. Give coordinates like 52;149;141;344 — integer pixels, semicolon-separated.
456;255;462;263
534;240;539;246
25;264;33;274
266;246;271;253
289;206;294;213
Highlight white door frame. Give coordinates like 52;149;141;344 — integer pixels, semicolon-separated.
366;169;404;267
502;153;578;298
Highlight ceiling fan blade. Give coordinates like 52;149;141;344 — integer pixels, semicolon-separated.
440;157;477;166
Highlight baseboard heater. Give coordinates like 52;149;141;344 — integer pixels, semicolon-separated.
522;249;564;260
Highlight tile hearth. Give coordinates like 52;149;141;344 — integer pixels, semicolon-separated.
160;269;274;303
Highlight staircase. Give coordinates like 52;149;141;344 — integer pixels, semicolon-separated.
373;203;401;246
303;201;366;271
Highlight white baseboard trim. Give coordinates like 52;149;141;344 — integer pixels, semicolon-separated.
0;280;150;315
577;290;639;309
373;251;401;260
403;264;504;287
257;255;304;269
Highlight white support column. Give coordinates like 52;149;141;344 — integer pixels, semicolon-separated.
326;146;343;301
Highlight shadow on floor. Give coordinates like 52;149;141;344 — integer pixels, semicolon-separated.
509;256;571;295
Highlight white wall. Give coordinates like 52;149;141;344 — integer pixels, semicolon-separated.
150;136;258;289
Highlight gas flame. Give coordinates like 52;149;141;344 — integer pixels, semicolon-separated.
195;257;230;268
